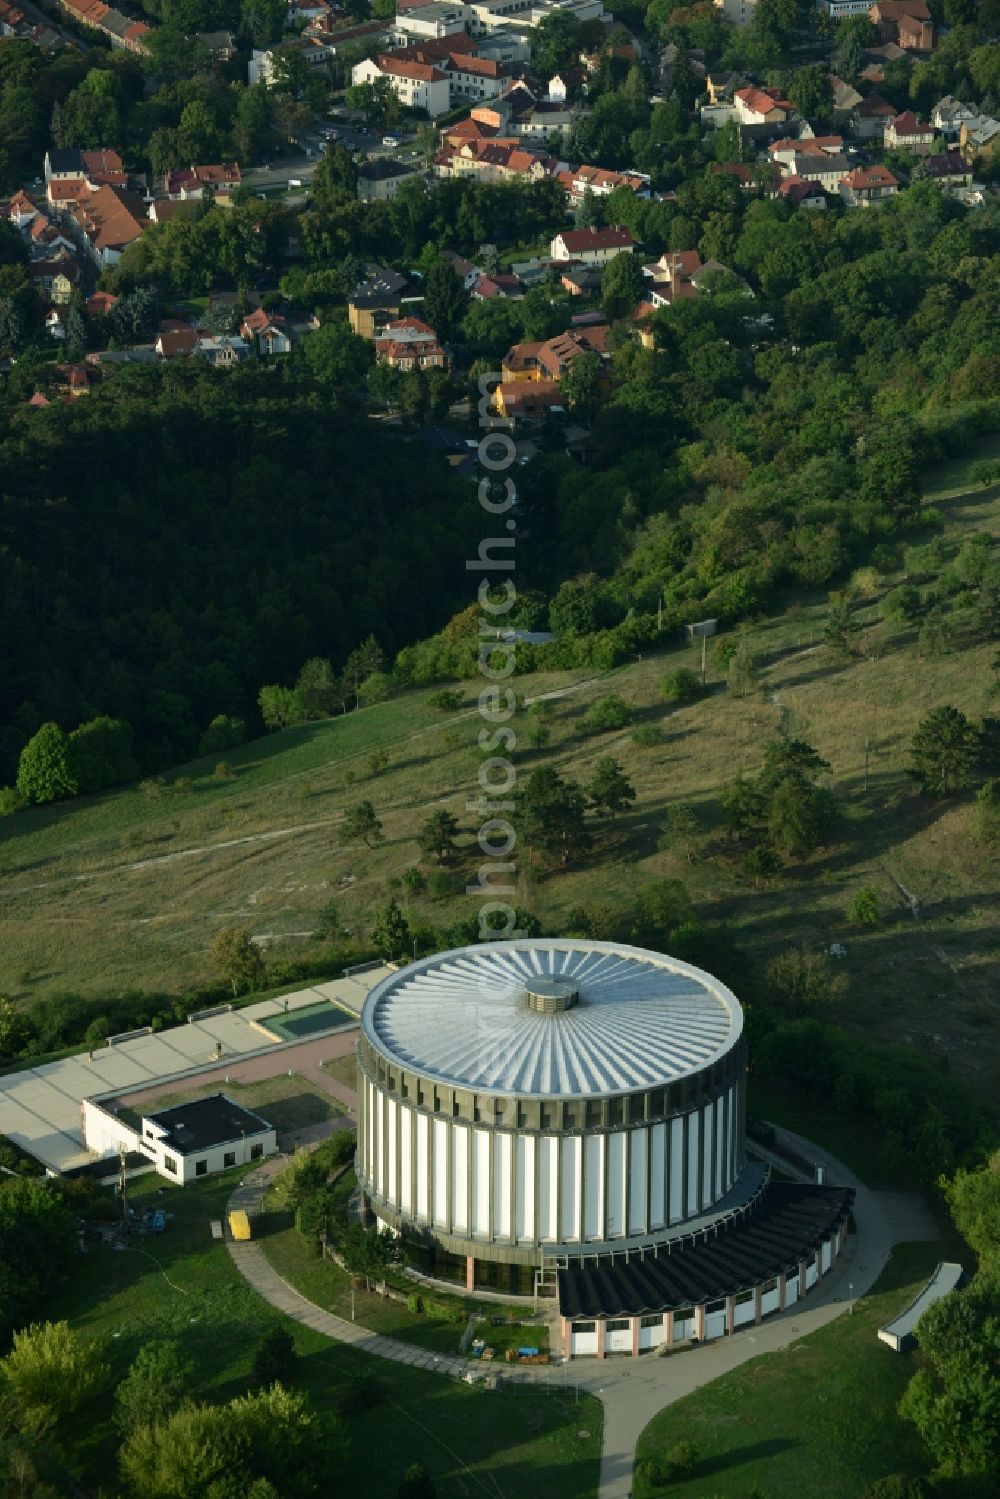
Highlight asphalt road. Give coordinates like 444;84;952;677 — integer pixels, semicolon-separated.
241;121;428;198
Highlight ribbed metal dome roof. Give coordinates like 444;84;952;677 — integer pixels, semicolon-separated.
361;941;742;1099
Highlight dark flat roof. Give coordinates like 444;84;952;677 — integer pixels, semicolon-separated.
47;149;84;172
558;1183;854;1319
358;157;414;181
144;1093;272;1156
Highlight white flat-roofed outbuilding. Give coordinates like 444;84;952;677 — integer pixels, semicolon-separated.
0;966;393;1174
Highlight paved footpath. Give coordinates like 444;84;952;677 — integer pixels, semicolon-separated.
228;1128;929;1499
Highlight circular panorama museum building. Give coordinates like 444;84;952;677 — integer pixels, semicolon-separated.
357;941;853;1358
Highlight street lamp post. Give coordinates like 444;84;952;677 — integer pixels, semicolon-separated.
848;1281;854;1314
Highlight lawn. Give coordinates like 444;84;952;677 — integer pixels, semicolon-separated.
321;1053;360;1092
48;1169;602;1498
260;1194;549;1360
633;1242;949;1499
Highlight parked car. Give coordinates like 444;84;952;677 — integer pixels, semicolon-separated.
382;135;400;148
288;178;303;188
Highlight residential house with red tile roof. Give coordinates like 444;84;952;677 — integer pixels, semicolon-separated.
550;225;635;263
884;111;934;155
733;86;793;128
58;0;151;53
163;163;242;199
240;307;293;355
71;185;147;267
155;328;200;359
6;190;38;229
352;52;451;116
374;315;448;371
869;1;933;51
777;176;829;209
501;324;610;385
86;290;118;316
839;163;900;207
493;380;564;421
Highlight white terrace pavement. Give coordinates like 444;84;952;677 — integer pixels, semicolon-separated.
227;1125;936;1499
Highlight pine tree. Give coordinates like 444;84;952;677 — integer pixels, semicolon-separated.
588;757;636;822
910;706;979;796
522;766;591;867
418;809;460;864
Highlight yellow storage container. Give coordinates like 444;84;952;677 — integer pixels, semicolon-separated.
229;1209;252;1241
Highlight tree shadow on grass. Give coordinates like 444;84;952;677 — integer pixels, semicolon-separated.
692;1435;800;1479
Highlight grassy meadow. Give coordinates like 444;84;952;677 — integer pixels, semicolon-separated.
0;459;998;1110
48;1167;602;1498
632;1242;965;1499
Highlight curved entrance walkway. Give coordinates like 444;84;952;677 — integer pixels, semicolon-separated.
228;1128;915;1499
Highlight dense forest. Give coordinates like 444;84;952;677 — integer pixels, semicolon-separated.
0;363;478;779
2;182;1000;784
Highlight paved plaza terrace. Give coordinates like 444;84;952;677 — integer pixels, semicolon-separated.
0;966;393;1173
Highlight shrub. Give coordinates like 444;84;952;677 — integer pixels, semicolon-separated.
401;866;426;895
427;868;462;900
406;1293;424;1315
848;887;880;926
172;777;194;795
975;781;1000;846
634;1458;665;1486
198;715;247;756
424;1298;465;1324
0;786;27;816
398;1464;437;1498
848;565;883;599
743;844;781;886
661;667;700;702
139;777;165;800
213;761;237;781
664;1440;698;1477
336;1373;383;1416
766;947;847;1015
584;695;634;731
252;1326;297;1385
428;689;462;713
712;635;739;670
631;723;664;746
883;584;921;622
664;1440;699;1477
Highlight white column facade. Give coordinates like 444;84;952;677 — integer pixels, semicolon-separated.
357;1074;744;1251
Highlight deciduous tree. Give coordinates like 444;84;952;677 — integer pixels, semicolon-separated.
341;800;384;849
114;1341;194;1436
211;927;265;997
0;1182;78;1340
15;723;77;804
0;1321;109;1429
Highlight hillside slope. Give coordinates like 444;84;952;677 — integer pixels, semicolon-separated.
1;468;997;1103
